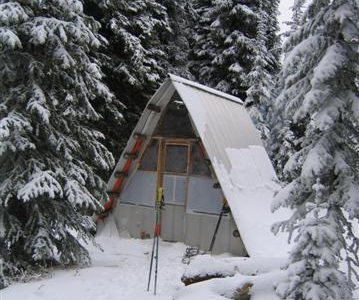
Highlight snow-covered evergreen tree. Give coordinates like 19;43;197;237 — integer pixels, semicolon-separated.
190;0;260;99
161;0;196;79
0;0;116;274
0;259;8;289
85;0;171;157
190;0;280;141
286;0;307;35
245;0;281;141
96;0;170;103
272;0;359;298
262;0;281;63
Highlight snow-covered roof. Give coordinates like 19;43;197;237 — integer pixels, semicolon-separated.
169;74;243;104
108;74;290;258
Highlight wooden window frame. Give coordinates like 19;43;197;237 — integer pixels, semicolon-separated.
163;140;191;175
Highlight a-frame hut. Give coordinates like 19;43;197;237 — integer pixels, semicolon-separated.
100;75;289;258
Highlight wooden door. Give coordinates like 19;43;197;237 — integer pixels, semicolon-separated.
159;140;189;242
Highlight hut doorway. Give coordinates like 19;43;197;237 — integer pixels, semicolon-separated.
159;140;189;242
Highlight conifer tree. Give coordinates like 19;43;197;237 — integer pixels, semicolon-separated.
245;0;281;141
272;0;359;298
190;0;260;99
262;0;281;62
161;0;196;78
85;0;197;160
0;0;116;275
190;0;280;141
88;0;171;150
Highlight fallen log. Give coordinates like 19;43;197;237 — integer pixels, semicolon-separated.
181;272;233;286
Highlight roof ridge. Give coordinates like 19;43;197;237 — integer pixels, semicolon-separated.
168;74;244;105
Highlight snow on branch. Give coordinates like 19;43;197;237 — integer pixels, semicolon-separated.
0;28;22;49
27;84;50;124
64;180;98;210
0;112;33;139
17;171;63;202
0;2;28;26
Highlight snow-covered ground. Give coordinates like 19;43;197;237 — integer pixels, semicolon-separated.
0;237;187;300
1;236;358;300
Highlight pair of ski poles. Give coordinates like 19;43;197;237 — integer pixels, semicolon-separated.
147;187;164;295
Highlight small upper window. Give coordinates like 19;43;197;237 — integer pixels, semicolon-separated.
165;145;188;173
190;143;211;177
139;139;158;171
154;98;195;138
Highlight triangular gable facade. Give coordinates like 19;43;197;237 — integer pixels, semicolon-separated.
100;74;290;257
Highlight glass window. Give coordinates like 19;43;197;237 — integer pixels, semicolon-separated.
139;139;158;171
120;171;156;207
187;177;222;214
163;175;186;205
154;98;195;138
165;145;188;173
190;143;211;176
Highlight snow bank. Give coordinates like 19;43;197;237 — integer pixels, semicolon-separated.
213;146;291;258
96;213;120;238
183;254;287;279
178;249;289;300
0;237;187;300
2;235;354;300
174;271;287;300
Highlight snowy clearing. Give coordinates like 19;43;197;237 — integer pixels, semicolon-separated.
1;237;187;300
1;236;358;300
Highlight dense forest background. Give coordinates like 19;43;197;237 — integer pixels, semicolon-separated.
0;0;358;299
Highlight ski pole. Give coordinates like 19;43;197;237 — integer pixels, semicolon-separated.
154;223;160;295
209;202;228;252
147;187;164;295
147;232;156;292
153;187;163;295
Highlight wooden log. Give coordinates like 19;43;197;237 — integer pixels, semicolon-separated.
181;273;231;286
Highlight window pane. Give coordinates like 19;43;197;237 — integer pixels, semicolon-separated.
174;176;187;204
187;177;222;214
163;175;186;205
139;139;158;171
120;171;156;207
190;143;211;176
154;98;195;138
163;175;174;204
165;145;188;173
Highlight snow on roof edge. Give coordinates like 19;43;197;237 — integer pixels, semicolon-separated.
168;74;244;105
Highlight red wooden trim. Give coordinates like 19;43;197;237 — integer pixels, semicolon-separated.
97;136;145;221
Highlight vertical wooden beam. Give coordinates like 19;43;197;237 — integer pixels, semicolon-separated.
156;138;165;231
156;138;165;193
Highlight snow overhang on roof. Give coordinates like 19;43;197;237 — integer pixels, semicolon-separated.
108;74;291;258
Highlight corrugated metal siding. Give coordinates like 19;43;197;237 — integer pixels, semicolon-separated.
171;79;288;257
172;81;263;173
